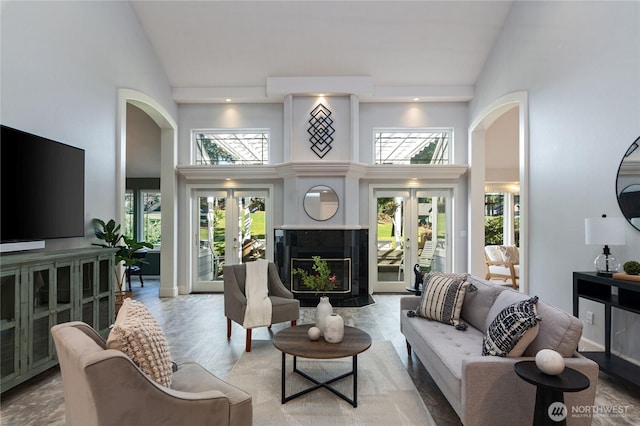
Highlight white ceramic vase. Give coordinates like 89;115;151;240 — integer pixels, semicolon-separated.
324;313;344;344
315;296;333;336
535;349;565;375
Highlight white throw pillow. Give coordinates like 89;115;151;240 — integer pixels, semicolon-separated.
107;298;173;387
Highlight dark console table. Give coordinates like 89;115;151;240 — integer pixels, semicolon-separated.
572;272;640;388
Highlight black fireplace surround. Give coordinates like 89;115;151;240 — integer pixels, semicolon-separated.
274;229;372;307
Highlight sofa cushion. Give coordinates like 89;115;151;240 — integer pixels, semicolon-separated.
416;274;470;326
499;245;519;264
484;246;502;262
107;298;173;387
482;296;541;357
461;277;506;332
523;300;583;358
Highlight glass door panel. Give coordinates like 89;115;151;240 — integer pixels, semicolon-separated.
193;189;270;292
375;191;409;291
373;188;452;292
196;193;226;286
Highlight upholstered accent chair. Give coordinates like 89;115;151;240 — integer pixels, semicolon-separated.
51;321;252;426
224;262;299;352
484;245;520;288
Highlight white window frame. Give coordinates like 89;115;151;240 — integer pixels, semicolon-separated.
373;128;453;165
191;129;270;165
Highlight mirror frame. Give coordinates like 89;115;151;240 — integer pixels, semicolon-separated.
303;185;339;221
616;136;640;231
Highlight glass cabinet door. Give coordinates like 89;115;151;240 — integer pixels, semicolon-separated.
1;269;19;384
80;260;96;328
54;262;73;325
29;265;54;369
97;257;112;333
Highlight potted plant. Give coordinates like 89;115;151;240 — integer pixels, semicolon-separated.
291;255;337;296
92;218;153;311
292;256;337;334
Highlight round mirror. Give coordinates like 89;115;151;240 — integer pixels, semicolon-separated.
303;185;339;221
616;136;640;231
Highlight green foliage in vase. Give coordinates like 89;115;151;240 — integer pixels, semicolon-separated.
292;255;337;296
623;261;640;275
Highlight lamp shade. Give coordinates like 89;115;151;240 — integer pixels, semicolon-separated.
585;216;626;246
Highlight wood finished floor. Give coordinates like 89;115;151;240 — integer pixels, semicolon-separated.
1;279;639;425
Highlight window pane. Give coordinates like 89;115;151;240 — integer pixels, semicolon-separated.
124;191;134;239
194;131;269;165
374;130;450;165
142;191;161;248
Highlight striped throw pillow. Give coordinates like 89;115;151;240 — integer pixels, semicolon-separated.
416;274;470;326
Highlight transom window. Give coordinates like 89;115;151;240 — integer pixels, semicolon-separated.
193;130;269;165
374;130;451;165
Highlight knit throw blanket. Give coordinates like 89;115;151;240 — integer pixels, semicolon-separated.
243;259;272;329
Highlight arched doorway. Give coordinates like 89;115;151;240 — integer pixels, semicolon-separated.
468;91;529;293
117;89;178;297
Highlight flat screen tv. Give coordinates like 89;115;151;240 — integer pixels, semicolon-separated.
1;125;85;243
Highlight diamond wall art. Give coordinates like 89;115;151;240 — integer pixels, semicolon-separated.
307;103;334;158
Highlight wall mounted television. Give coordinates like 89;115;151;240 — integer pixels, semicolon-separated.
1;125;85;247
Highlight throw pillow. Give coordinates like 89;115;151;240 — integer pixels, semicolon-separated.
107;298;173;387
499;245;519;264
416;273;470;326
482;296;540;357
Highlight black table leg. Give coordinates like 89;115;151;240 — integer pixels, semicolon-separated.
534;386;566;426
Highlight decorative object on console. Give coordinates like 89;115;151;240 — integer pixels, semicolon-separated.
323;313;345;343
535;348;566;375
616;136;640;231
623;260;640;275
584;214;626;276
307;103;334;158
307;326;321;341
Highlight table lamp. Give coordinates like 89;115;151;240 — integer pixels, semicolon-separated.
585;214;626;276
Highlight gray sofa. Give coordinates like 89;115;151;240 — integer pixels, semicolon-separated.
400;276;599;426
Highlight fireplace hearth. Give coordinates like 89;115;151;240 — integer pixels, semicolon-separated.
275;228;372;307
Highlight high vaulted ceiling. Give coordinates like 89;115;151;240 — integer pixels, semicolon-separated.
130;1;513;103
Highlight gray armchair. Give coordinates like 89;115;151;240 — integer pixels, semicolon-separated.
51;321;252;426
224;262;299;352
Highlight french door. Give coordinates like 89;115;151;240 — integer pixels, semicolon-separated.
372;188;452;292
192;188;270;292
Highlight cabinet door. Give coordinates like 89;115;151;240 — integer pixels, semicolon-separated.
1;268;20;386
96;255;113;334
54;261;73;325
80;259;96;328
27;264;55;370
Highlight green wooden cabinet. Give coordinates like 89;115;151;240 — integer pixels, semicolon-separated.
0;247;115;392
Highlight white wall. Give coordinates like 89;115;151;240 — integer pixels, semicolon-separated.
1;1;176;250
127;104;161;178
471;1;640;361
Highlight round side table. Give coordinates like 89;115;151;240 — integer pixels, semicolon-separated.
514;361;590;426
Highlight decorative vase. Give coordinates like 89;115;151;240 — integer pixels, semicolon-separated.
324;313;344;343
307;326;321;341
315;296;333;336
535;349;565;375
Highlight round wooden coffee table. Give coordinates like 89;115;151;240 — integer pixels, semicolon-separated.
273;324;372;407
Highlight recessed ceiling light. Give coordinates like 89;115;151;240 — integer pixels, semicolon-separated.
319;93;325;97
413;97;420;101
225;98;231;102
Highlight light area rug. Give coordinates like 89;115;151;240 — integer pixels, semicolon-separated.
226;340;436;426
